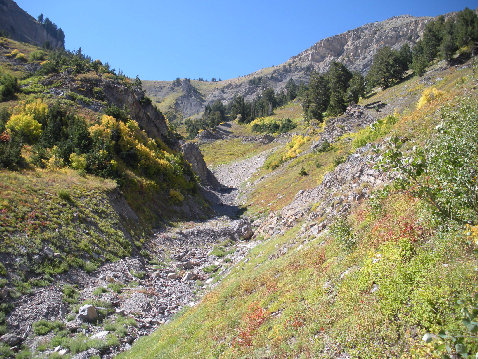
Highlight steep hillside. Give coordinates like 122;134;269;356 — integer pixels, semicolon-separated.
2;4;478;359
120;56;478;359
0;35;220;358
0;0;64;49
144;14;430;119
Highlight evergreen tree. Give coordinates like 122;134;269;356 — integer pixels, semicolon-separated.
455;7;478;49
441;18;458;62
230;95;247;122
346;72;365;104
303;72;329;121
327;62;352;115
285;78;298;101
398;43;412;72
366;46;404;89
411;41;428;76
422;17;445;62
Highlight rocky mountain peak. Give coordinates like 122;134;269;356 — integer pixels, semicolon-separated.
145;14;431;118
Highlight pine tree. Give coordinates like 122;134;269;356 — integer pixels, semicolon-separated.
327;62;352;115
455;8;478;49
285;78;298;101
411;41;428;76
346;72;365;104
366;46;404;89
303;72;329;121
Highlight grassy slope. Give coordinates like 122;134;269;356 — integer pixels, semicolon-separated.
0;169;135;272
0;37;204;287
119;61;478;358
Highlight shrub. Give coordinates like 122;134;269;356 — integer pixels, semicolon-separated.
62;284;79;304
379;100;478;223
0;131;22;168
314;139;331;153
32;319;65;335
29;50;47;61
424;294;478;357
169;188;184;203
58;189;72;202
23;98;48;124
15;52;27;62
250;117;296;134
329;217;356;250
417;87;445;109
6;113;42;144
0;73;19;101
69;152;87;171
352;114;398;149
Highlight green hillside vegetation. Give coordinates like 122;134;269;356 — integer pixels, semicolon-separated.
0;37;204;304
119;9;478;356
120;59;478;359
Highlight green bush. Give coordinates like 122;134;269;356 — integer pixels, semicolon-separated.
32;319;65;335
379;101;478;223
251;118;296;134
329;217;356;250
425;294;478;357
29;50;47;61
58;189;72;203
0;73;19;101
0;131;22;169
62;284;79;304
352;114;398;149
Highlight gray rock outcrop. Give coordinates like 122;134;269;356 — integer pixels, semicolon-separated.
0;0;64;48
181;142;221;188
144;15;430;117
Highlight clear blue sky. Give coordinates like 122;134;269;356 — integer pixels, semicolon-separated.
14;0;478;81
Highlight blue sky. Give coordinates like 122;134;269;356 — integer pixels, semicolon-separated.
15;0;478;81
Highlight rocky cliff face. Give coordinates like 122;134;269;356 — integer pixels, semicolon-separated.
145;15;430;118
0;0;64;48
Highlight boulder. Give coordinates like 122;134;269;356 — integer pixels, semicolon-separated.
167;272;180;280
0;333;22;346
90;330;109;340
233;219;253;240
77;304;98;322
182;272;199;281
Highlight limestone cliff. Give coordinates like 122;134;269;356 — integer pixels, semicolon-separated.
0;0;64;48
145;15;430;118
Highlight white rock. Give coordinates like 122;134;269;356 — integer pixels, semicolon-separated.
91;330;109;340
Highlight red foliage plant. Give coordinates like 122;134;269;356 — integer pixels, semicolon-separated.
233;302;269;347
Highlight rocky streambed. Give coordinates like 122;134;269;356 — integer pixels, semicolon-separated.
1;150;269;358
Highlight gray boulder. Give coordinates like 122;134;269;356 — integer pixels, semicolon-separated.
77;304;98;322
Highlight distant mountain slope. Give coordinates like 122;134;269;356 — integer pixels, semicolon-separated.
145;14;430;119
0;0;64;48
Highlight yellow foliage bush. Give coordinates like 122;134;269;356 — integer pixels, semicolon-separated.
47;146;64;169
23;98;48;124
417;87;445;110
465;224;478;246
6;113;42;143
69;153;87;171
284;135;309;161
7;49;19;57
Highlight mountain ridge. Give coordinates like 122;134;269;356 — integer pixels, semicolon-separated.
144;14;431;119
